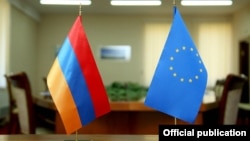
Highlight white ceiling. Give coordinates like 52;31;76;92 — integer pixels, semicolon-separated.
21;0;250;15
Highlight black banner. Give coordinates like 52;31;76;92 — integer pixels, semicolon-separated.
159;125;250;140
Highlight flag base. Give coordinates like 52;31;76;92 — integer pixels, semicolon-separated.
64;130;92;141
64;139;93;141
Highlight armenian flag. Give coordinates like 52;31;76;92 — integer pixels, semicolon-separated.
47;16;110;134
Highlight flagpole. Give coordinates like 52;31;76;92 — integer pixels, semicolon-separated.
68;5;83;141
173;0;177;126
75;130;78;141
79;3;82;16
65;130;90;141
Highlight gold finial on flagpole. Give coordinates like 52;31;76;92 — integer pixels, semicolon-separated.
79;3;82;16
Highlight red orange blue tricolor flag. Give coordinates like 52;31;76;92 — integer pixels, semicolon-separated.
47;16;110;134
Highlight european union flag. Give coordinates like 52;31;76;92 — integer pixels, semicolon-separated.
144;6;207;123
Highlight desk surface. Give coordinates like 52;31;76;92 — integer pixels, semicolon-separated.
33;96;219;134
0;134;157;141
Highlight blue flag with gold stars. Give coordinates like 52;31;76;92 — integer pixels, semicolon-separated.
144;6;207;123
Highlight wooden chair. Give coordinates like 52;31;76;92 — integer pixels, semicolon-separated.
0;75;20;134
0;111;19;134
238;80;250;125
4;71;54;134
218;74;247;124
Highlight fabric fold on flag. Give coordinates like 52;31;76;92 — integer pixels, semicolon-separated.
144;6;208;123
47;16;110;134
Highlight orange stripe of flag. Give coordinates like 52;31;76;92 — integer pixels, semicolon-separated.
47;59;82;134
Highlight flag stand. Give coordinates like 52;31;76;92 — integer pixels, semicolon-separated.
64;130;92;141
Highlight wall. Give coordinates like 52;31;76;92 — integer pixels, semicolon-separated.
0;0;11;118
36;13;234;92
233;4;250;101
37;14;160;92
233;5;250;41
5;3;250;96
233;4;250;71
8;6;38;94
0;1;38;117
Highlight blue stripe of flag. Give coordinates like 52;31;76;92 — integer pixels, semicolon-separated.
58;37;96;125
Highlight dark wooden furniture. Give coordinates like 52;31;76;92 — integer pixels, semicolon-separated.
238;103;250;125
33;96;218;134
4;72;34;134
0;114;19;134
238;41;250;125
218;74;247;124
5;72;54;134
0;134;157;141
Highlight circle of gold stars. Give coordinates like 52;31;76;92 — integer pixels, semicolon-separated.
169;46;204;83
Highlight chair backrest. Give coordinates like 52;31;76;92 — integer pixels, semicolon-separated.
214;79;225;101
240;80;249;103
4;72;36;134
218;74;247;124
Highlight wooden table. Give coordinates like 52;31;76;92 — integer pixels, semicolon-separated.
33;96;219;134
0;134;157;141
